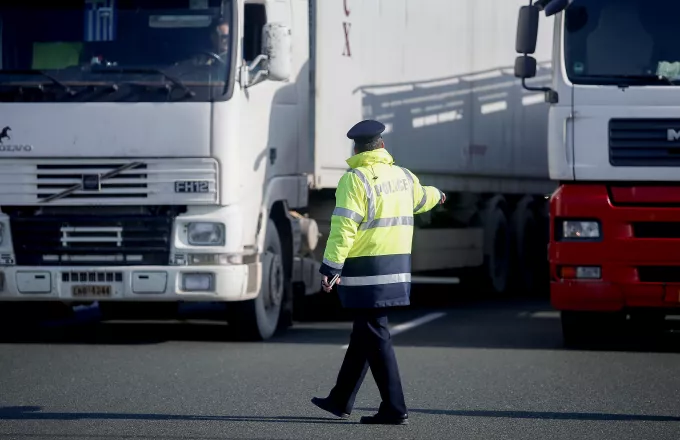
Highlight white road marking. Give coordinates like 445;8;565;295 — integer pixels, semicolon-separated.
341;312;447;349
410;276;460;284
516;311;560;319
73;304;99;313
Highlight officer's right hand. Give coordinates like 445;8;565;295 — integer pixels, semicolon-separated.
321;275;341;293
440;192;447;204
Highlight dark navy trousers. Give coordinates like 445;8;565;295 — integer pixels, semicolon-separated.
327;308;407;416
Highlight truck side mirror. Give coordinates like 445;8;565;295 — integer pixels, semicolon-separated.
514;55;537;79
515;5;539;54
262;23;292;82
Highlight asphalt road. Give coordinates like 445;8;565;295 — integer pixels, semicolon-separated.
1;292;679;440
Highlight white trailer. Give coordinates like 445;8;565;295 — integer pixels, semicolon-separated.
0;0;554;340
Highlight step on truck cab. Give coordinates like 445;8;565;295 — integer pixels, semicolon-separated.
514;0;680;345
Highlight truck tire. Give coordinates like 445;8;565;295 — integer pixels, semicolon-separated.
561;311;625;348
534;200;550;295
509;200;538;295
561;311;590;348
482;206;510;295
629;310;666;336
227;219;289;341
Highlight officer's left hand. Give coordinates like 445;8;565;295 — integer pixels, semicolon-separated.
321;275;341;293
440;192;447;204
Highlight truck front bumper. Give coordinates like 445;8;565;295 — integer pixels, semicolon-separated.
550;184;680;313
551;281;680;312
0;263;261;302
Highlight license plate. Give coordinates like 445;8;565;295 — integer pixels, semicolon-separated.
72;285;112;297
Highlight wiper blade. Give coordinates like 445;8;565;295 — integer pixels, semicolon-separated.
615;74;676;85
0;69;76;95
91;67;195;97
657;75;679;86
579;74;676;86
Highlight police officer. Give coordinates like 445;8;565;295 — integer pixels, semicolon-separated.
311;119;445;425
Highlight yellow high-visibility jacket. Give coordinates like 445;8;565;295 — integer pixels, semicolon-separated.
319;148;443;308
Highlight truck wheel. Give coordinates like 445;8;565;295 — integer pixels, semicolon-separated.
228;219;289;341
483;206;510;295
534;200;550;294
561;311;625;348
561;311;590;348
629;311;666;336
510;201;538;295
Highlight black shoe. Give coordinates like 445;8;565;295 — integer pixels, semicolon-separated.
360;413;409;425
310;397;350;419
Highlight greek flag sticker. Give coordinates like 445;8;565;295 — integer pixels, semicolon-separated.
84;0;117;42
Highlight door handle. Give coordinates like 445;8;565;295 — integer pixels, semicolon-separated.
563;113;575;166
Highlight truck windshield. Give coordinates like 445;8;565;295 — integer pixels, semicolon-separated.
0;0;234;102
564;0;680;86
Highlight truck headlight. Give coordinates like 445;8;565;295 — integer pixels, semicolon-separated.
187;222;225;246
562;221;600;239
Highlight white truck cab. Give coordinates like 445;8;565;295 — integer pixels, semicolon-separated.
0;0;317;340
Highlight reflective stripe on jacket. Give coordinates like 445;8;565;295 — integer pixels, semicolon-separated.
319;148;443;308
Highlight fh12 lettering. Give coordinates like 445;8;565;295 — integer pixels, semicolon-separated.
175;180;211;193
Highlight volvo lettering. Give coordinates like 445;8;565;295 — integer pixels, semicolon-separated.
0;145;32;152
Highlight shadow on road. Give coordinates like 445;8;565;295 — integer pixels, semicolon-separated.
355;407;680;422
0;406;354;425
282;299;680;354
0;436;277;440
1;288;679;353
2;405;679;426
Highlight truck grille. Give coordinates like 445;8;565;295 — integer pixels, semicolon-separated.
9;214;173;266
637;266;680;283
0;158;218;205
37;163;148;201
609;118;680;166
633;222;680;239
